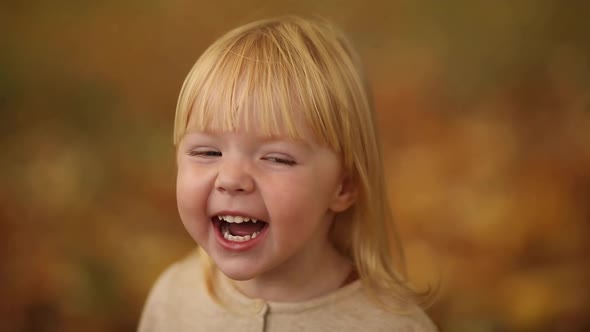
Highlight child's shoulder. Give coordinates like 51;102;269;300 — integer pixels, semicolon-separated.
138;249;210;331
148;249;203;295
266;281;438;331
356;290;438;332
355;299;438;332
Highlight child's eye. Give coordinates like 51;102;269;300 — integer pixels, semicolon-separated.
188;149;222;157
263;155;296;166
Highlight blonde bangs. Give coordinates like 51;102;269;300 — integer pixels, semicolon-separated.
174;18;352;155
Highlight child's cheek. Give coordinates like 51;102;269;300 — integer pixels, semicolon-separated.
176;170;202;212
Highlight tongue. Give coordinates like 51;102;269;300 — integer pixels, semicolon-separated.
228;222;265;236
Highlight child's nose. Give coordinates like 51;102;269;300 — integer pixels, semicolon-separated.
215;158;254;194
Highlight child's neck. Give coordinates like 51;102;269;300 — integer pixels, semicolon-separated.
231;242;353;302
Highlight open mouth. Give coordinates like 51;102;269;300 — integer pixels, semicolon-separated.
212;215;268;243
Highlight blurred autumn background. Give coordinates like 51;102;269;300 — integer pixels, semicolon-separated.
1;0;589;331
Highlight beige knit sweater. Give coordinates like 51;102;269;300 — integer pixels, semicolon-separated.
138;250;438;331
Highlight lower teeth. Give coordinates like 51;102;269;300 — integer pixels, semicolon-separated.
222;225;259;242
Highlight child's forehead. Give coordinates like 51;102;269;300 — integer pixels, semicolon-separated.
182;124;315;145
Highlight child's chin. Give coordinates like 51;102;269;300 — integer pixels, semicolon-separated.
216;262;259;281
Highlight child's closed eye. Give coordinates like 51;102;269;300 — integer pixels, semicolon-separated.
188;149;222;157
263;155;297;166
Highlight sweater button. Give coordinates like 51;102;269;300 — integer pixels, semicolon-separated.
253;300;264;312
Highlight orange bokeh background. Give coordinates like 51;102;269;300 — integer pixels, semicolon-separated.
1;1;589;331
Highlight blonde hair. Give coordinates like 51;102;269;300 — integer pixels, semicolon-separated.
174;16;432;309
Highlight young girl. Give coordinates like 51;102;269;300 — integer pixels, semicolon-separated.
139;16;437;331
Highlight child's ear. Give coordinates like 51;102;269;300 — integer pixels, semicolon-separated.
329;174;358;213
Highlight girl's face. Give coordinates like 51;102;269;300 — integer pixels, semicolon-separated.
176;123;353;283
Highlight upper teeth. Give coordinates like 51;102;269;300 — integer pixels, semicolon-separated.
219;215;257;223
